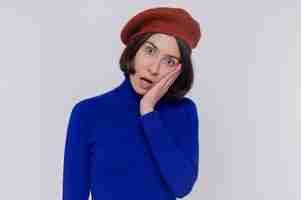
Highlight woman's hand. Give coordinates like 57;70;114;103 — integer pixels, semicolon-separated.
140;64;182;115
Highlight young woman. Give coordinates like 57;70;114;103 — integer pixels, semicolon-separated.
63;6;202;200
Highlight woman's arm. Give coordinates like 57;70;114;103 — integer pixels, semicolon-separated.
139;98;199;198
62;102;91;200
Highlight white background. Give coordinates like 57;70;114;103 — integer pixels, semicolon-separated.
0;1;300;200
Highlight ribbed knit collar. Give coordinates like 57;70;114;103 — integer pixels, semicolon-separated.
116;73;144;107
116;73;166;112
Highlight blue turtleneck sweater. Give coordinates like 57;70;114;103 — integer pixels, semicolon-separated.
62;74;200;200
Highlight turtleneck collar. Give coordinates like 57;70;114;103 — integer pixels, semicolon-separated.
115;73;166;110
116;73;143;107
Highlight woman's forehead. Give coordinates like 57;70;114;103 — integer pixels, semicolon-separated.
146;33;180;56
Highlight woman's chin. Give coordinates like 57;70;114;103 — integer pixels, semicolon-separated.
136;87;147;95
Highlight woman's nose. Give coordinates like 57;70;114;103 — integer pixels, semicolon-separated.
148;59;161;75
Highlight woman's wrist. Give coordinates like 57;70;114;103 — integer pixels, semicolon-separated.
140;107;154;116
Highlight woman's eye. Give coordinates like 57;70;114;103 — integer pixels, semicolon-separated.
145;46;154;54
167;58;176;66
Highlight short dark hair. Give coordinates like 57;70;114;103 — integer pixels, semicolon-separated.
119;32;194;102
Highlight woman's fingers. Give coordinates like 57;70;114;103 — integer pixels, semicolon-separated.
163;65;182;88
141;64;182;105
158;65;180;83
154;64;182;91
164;69;181;89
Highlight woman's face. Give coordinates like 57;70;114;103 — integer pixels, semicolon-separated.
129;33;181;95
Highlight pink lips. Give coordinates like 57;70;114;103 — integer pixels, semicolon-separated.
140;77;153;89
140;77;153;84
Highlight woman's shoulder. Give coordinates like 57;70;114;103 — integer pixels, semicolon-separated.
158;96;198;122
163;96;197;112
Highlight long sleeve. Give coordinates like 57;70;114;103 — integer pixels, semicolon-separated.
63;102;91;200
139;98;199;198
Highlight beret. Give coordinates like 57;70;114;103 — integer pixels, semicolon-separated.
120;7;202;49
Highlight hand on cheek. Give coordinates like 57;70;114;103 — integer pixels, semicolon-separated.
140;64;182;115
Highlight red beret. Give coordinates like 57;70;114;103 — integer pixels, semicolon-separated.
120;7;202;49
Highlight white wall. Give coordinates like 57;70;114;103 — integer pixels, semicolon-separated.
0;1;300;200
0;1;40;199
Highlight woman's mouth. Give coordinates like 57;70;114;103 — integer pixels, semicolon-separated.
140;77;153;89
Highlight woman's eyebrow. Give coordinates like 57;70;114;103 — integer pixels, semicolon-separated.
145;41;181;61
145;41;157;49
